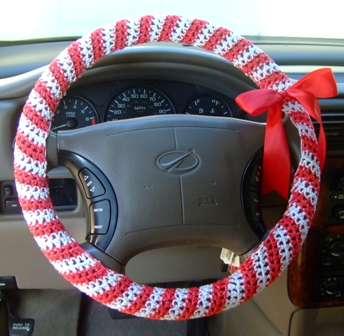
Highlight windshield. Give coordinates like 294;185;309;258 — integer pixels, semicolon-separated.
2;0;343;41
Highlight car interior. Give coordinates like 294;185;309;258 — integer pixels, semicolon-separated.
0;11;344;336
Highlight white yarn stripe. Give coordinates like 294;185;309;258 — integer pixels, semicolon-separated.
78;37;95;69
137;287;166;317
51;252;97;274
192;284;213;318
17;115;47;146
76;271;124;297
225;271;245;309
126;17;141;47
163;288;189;320
246;59;290;92
273;225;293;272
291;178;318;208
26;89;53;120
273;81;292;92
193;23;218;47
232;44;261;68
252;245;270;292
100;25;116;56
300;151;321;177
250;61;283;88
170;17;193;43
295;122;317;140
40;69;63;101
35;230;74;251
150;16;167;42
16;182;49;200
285;204;310;242
214;32;242;57
14;148;47;177
107;283;144;310
22;208;56;226
282;100;306;115
55;48;77;84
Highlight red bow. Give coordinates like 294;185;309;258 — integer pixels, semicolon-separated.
236;68;338;200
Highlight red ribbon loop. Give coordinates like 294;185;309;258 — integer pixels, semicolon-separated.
236;68;338;200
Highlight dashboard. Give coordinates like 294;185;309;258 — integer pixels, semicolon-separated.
1;40;344;336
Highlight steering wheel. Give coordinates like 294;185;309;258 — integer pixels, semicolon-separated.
14;16;321;320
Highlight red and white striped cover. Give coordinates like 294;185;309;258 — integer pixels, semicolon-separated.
13;15;319;320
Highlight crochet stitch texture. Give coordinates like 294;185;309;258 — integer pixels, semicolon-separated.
13;15;319;320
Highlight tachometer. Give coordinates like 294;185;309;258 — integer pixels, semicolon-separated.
106;87;175;121
52;96;98;131
184;95;232;117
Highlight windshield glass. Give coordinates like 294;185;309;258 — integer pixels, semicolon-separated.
2;0;342;41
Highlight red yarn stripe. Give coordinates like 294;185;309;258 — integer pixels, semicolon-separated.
92;275;134;306
180;19;209;45
49;59;71;95
220;38;254;64
236;50;268;76
293;165;321;192
62;260;111;285
300;136;319;156
33;78;61;113
289;190;316;219
207;278;229;316
241;258;259;302
15;133;46;163
21;103;51;133
258;71;290;91
114;19;130;51
263;233;283;282
277;215;304;258
202;27;233;52
158;15;183;42
90;28;107;62
19;197;54;213
67;41;87;79
175;287;200;320
235;54;289;91
28;219;66;239
119;285;155;315
288;111;315;125
42;240;85;262
13;168;48;188
146;288;177;319
137;15;154;45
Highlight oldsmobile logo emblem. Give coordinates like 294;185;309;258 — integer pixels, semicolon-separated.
157;150;199;175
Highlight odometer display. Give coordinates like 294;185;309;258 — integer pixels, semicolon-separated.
106;87;175;121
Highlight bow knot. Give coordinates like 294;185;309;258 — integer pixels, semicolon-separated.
236;68;338;200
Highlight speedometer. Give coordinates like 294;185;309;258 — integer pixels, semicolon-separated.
106;87;175;121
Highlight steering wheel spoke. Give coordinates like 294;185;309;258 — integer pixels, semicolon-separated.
57;116;266;264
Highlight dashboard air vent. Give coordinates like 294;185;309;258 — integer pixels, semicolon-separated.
316;98;344;156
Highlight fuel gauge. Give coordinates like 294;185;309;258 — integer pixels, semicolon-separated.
52;96;98;131
184;95;232;117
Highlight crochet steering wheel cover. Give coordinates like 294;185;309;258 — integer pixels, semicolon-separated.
13;15;319;320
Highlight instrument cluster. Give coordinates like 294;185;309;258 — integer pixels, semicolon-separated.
52;79;244;131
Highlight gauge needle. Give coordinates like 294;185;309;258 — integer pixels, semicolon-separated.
51;124;67;131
